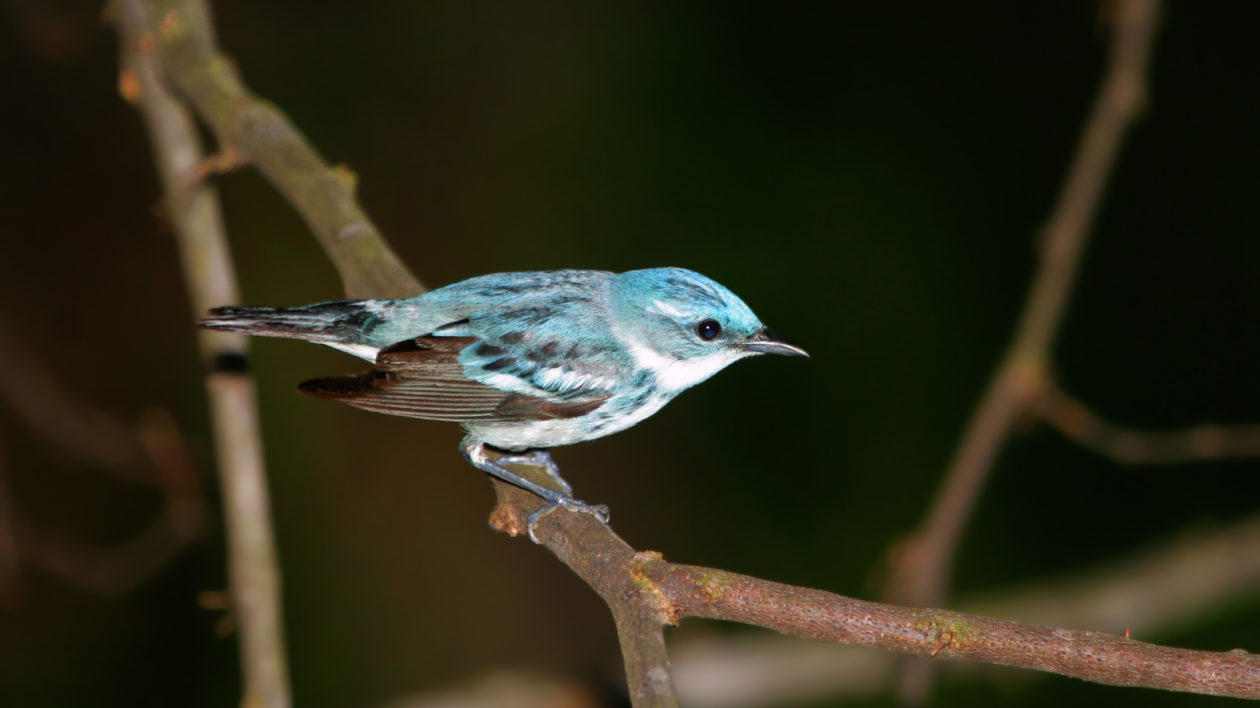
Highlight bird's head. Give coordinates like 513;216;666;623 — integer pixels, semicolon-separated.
610;268;807;393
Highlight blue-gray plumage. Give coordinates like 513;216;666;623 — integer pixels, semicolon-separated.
199;268;806;539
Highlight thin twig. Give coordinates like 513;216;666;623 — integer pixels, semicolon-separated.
488;471;1260;702
884;0;1162;610
0;440;25;607
0;319;206;599
8;498;202;596
115;2;289;706
0;411;205;598
1035;382;1260;465
0;318;150;479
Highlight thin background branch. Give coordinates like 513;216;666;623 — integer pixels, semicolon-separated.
1035;381;1260;465
0;318;149;478
115;1;288;705
0;316;205;602
883;2;1164;698
1;411;204;596
0;440;24;606
883;0;1161;617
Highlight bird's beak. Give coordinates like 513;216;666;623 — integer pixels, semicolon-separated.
743;329;809;357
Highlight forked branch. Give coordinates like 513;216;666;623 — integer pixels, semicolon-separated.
488;468;1260;703
885;0;1164;614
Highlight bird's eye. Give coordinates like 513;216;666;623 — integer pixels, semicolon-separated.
696;319;722;341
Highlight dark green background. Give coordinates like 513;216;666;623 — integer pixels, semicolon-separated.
1;2;1257;706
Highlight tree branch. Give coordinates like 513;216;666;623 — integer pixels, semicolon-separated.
0;316;205;602
0;440;25;606
115;2;289;706
488;468;1260;702
884;0;1162;610
3;409;205;596
653;567;1257;698
0;318;150;479
1035;382;1260;465
488;473;680;707
882;4;1164;699
138;0;423;300
671;512;1260;706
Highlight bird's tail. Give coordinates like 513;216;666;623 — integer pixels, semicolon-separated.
198;300;386;345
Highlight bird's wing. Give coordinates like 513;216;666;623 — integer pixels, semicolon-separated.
395;271;632;401
454;329;631;400
298;336;612;423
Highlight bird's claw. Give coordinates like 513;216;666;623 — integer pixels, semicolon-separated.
526;498;611;543
493;450;573;496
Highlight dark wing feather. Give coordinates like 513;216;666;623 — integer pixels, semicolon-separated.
298;336;610;422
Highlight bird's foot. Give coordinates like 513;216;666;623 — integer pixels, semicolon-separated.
490;449;572;496
461;437;610;543
526;497;611;543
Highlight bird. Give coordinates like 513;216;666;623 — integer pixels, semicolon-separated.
199;267;807;540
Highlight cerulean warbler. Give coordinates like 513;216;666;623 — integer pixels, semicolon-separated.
200;268;806;538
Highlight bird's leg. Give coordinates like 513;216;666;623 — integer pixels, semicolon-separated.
485;449;572;496
460;437;609;543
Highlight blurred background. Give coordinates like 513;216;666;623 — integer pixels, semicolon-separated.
1;1;1258;706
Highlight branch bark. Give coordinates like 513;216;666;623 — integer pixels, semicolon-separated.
671;513;1260;706
115;2;289;706
489;469;1260;702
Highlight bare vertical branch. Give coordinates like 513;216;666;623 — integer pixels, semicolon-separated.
884;1;1163;699
115;2;290;706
